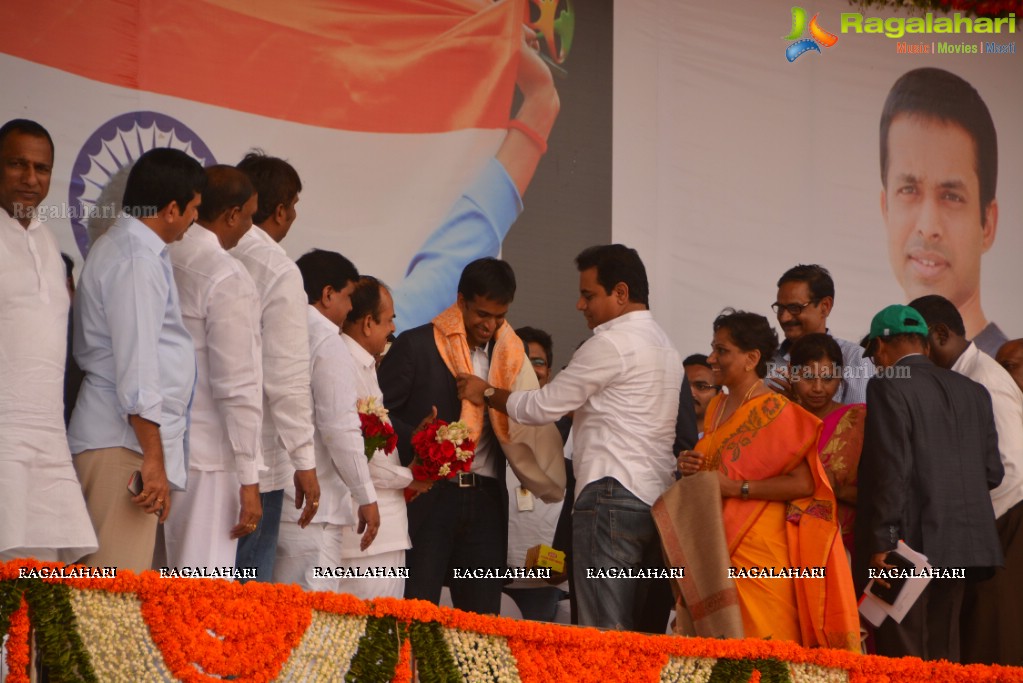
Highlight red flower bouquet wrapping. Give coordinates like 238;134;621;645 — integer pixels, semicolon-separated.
405;419;476;501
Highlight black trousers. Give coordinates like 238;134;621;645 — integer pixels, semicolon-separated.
875;577;965;661
403;476;505;615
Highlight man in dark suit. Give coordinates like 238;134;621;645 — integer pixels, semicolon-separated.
378;258;517;615
857;304;1003;662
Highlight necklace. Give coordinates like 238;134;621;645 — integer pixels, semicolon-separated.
711;377;762;435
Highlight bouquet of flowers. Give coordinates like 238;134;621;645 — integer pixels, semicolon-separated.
357;396;397;461
405;419;476;501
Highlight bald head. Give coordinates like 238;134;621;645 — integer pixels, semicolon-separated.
197;165;257;249
996;339;1023;394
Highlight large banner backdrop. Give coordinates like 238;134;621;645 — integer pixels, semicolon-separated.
2;0;1016;359
614;0;1022;357
1;0;612;350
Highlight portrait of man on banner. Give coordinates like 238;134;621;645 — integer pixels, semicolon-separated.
879;67;1007;355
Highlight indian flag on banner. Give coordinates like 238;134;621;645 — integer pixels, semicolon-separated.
0;0;529;331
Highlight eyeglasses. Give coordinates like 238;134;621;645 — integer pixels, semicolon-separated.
530;358;549;368
771;300;818;316
691;381;721;392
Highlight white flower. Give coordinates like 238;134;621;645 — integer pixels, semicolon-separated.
356;396;389;421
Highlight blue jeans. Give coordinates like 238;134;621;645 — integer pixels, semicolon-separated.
234;489;284;583
572;477;662;630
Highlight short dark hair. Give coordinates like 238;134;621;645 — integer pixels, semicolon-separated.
789;333;844;371
516;326;553;367
0;119;54;160
198;165;254;223
236;150;302;225
296;249;359;305
575;244;649;306
880;68;997;224
457;258;516;305
346;275;388;325
122;148;206;217
683;353;711;369
776;264;835;302
712;309;779;378
883;332;929;351
908;295;966;337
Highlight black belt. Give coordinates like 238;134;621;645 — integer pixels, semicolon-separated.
445;472;496;488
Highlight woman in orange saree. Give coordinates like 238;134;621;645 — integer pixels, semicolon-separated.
677;311;860;651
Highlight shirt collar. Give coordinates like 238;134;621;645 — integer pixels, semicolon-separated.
0;209;43;233
121;215;168;256
779;327;832;355
308;304;340;336
342;333;376;370
593;309;652;334
951;341;979;374
247;224;279;247
186;224;224;250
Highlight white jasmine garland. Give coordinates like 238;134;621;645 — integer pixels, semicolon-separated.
276;611;367;681
442;627;521;682
789;662;850;683
659;655;716;683
69;589;175;680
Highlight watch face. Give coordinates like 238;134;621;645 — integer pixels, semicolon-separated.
484;388;496;397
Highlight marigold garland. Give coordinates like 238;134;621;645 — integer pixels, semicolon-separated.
391;635;413;683
5;596;32;683
3;558;1023;683
137;576;312;682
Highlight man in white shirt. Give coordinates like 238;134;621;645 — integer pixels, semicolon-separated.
164;166;263;572
459;245;683;630
338;276;430;598
911;294;1023;665
274;250;378;590
231;152;320;582
0;119;97;564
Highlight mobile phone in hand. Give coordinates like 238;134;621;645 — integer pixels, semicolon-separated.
127;470;144;496
868;551;915;605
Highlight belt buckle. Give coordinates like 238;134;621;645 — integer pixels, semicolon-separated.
457;472;474;488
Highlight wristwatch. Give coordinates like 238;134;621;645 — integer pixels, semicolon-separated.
483;387;496;407
740;480;750;500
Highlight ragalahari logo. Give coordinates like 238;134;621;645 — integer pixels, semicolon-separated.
784;7;839;62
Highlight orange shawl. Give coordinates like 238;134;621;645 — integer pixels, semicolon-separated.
701;392;860;651
431;304;565;502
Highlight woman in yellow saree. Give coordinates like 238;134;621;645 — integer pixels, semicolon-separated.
677;311;860;651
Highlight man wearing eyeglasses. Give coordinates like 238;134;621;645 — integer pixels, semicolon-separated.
682;354;719;437
767;264;874;404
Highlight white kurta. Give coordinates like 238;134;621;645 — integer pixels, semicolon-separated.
0;212;97;562
338;334;412;599
163;226;264;569
339;334;413;557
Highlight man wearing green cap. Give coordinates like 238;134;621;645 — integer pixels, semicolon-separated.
856;304;1003;662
